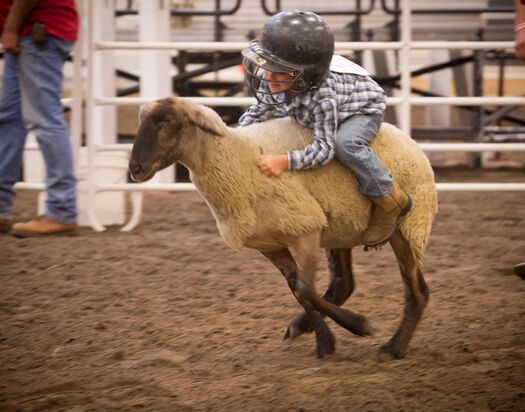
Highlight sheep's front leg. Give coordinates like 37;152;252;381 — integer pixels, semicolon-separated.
285;248;356;340
378;231;430;361
286;233;372;339
262;248;335;358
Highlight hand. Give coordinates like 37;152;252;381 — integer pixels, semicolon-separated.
258;154;289;178
1;29;20;54
516;29;525;60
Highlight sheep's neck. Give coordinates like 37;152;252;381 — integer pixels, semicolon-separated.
187;134;258;218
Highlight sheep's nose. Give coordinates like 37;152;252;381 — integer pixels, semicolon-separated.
129;161;142;182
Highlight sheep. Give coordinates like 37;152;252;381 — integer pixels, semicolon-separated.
129;97;438;360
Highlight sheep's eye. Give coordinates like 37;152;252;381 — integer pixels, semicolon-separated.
163;119;182;132
161;120;174;128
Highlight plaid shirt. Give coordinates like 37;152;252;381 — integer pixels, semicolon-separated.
238;64;386;170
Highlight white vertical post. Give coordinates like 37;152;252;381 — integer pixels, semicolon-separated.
93;0;116;145
139;0;174;183
71;0;84;173
400;0;411;134
85;0;105;231
84;0;130;230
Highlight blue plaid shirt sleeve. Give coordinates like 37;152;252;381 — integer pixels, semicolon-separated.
238;104;287;126
288;98;338;170
238;103;287;127
238;103;272;126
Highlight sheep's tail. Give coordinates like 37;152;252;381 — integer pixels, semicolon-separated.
371;122;438;264
399;181;438;263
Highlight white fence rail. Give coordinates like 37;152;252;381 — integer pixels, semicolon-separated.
14;0;525;233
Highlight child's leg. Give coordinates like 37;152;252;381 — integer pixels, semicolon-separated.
334;114;391;197
334;114;411;247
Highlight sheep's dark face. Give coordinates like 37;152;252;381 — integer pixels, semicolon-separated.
130;97;225;182
129;99;182;183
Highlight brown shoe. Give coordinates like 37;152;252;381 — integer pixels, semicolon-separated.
11;216;78;238
363;180;412;247
0;218;11;234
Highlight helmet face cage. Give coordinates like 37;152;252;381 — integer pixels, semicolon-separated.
241;11;334;106
243;57;308;106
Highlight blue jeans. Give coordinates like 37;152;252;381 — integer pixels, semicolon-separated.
0;35;77;223
334;114;393;198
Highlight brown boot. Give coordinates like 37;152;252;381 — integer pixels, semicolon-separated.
363;181;412;247
11;216;78;238
0;218;11;234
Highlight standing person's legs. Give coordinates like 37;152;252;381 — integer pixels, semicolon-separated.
11;36;77;237
334;114;411;246
0;52;27;232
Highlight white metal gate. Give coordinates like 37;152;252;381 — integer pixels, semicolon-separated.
13;0;525;232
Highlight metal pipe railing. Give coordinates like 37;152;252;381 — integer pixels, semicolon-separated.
115;0;242;17
93;95;525;107
15;180;525;194
380;0;514;15
260;0;376;16
93;96;410;106
84;142;525;154
94;40;515;52
95;40;398;51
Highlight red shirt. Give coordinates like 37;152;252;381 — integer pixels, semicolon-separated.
0;0;78;41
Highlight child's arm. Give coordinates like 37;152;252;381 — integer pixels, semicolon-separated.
258;99;337;178
287;99;338;170
238;103;276;127
258;154;289;177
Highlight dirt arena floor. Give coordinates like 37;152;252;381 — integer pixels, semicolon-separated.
1;169;524;411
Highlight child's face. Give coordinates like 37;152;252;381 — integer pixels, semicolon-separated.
263;70;295;93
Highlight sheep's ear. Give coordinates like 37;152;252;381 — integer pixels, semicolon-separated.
185;105;225;137
138;103;153;124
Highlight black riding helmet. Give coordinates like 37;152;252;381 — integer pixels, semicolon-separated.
242;10;335;104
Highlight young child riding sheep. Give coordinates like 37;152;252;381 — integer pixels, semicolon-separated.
239;10;411;247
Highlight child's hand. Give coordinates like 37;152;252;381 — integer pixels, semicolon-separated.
258;154;289;178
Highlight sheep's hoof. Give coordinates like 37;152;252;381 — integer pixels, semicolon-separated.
377;341;404;362
316;329;336;359
363;244;384;252
336;310;374;337
357;315;374;337
283;313;313;340
513;263;525;279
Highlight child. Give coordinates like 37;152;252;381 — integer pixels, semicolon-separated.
238;10;411;247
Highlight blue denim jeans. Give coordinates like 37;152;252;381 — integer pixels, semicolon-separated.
0;35;77;223
334;114;393;198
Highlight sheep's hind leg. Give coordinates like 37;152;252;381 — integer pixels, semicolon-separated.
285;248;356;340
262;248;336;358
378;230;430;361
